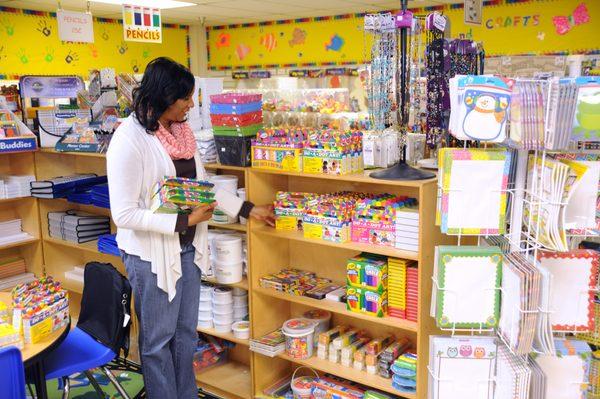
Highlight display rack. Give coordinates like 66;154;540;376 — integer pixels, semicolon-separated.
247;168;452;398
0;150;43;285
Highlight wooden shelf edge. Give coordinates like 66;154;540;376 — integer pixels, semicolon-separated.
197;327;249;346
251;225;419;261
249;167;436;188
38;148;107;159
274;353;417;399
202;276;249;291
208;221;248;232
43;237;119;259
195;361;252;399
0;237;39;251
255;287;418;332
204;163;248;172
0;196;35;204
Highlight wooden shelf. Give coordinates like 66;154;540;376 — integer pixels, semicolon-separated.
250;167;436;188
38;148;107;158
0;237;39;251
0;196;34;204
197;327;249;346
196;361;252;399
251;225;419;261
276;353;416;399
204;163;248;172
44;236;119;258
202;276;249;291
255;287;417;332
208;221;247;232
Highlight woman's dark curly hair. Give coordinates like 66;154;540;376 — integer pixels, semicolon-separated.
132;57;195;133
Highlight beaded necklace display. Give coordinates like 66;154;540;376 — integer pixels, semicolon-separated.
364;13;397;132
407;18;427;134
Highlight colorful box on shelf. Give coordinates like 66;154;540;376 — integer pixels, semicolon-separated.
0;109;37;153
351;196;418;248
346;286;388;318
251;128;307;172
212;123;263;138
211;111;263;127
346;254;388;293
274;192;314;231
151;176;215;214
302;130;363;176
11;276;69;344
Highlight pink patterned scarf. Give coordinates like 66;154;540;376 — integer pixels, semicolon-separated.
155;121;197;160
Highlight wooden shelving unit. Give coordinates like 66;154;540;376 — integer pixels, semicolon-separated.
207;221;247;232
197;327;249;346
0;150;43;284
247;167;453;399
195;360;252;399
202;275;249;291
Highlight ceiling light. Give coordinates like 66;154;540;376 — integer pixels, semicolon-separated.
90;0;196;9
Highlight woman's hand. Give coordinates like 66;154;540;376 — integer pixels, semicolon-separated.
187;203;217;226
249;204;275;227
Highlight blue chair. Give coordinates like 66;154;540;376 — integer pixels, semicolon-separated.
0;346;26;399
43;327;129;398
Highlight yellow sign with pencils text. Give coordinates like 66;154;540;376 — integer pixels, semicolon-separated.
0;7;188;78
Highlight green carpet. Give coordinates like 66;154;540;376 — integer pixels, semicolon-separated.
43;360;145;399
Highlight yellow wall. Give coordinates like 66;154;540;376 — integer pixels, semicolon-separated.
0;7;189;78
207;0;600;70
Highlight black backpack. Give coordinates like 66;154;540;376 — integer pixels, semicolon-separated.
77;262;132;358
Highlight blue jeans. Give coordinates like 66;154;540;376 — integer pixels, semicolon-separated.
122;243;200;399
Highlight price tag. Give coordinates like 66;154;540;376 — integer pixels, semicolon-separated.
433;13;447;32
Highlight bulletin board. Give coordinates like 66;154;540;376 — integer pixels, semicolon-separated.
0;7;190;79
206;0;600;70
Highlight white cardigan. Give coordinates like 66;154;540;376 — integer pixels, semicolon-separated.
106;115;243;301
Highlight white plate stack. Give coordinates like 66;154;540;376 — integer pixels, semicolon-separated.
198;282;215;329
213;286;234;332
233;288;248;322
195;129;217;164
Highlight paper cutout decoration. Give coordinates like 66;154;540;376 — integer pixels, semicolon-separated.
434;246;502;330
552;2;590;35
538;249;598;332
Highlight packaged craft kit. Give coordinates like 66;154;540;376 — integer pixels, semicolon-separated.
151;176;215;214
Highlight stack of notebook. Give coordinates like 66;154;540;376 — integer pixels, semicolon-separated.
0;257;27;280
98;234;119;256
91;184;110;208
31;174;107;199
0;273;35;291
48;210;110;243
0;175;35;199
250;329;286;357
0;219;33;246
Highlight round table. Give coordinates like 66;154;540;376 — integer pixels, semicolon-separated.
0;292;70;399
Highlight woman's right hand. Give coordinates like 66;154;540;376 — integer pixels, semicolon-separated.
187;203;217;226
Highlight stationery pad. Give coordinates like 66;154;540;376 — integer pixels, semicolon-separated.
440;148;511;235
436;246;502;329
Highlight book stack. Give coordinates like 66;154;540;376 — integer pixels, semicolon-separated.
249;328;286;357
406;265;418;322
151;177;215;214
0;175;34;199
31;174;107;199
395;207;419;252
0;257;26;280
91;183;110;208
387;258;416;320
0;273;35;291
0;219;33;246
98;234;119;256
48;211;110;243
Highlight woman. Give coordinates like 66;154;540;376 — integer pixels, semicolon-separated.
107;57;274;399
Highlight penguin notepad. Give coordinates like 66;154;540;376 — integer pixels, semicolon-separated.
449;76;512;143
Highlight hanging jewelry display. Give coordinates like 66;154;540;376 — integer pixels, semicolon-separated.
364;13;397;132
425;12;449;149
407;17;427;134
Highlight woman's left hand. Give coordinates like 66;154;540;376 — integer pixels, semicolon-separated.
249;204;276;227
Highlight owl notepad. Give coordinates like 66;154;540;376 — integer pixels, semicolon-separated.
434;246;502;330
439;148;512;235
428;336;497;399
